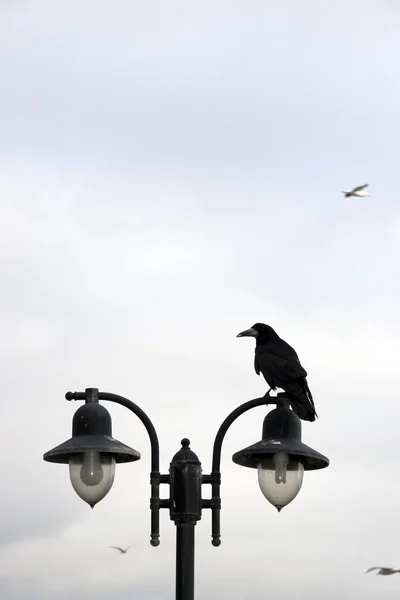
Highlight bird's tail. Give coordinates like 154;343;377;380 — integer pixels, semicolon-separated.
285;379;318;422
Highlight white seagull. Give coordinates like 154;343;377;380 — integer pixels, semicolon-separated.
365;567;400;576
109;544;135;554
342;183;371;197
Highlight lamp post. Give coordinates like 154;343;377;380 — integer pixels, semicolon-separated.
43;388;329;600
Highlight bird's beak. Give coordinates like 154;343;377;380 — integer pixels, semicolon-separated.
236;327;258;338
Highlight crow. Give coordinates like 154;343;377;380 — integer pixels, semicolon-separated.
237;323;317;422
365;567;400;576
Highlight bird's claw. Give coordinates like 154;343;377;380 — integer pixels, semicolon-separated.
262;389;273;403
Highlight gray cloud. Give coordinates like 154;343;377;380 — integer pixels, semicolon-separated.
1;1;400;599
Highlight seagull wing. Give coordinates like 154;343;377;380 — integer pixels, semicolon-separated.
365;567;381;573
109;546;123;552
352;184;369;193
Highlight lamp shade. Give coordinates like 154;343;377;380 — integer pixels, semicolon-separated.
43;402;140;464
232;406;329;471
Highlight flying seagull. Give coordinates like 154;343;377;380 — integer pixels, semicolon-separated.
109;544;135;554
237;323;317;422
341;183;370;197
365;567;400;576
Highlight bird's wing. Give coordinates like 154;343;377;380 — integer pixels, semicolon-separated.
365;567;381;573
109;546;122;552
352;184;369;192
255;344;307;383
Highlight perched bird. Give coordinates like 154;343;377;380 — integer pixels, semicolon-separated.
237;323;317;422
365;567;400;576
341;183;370;197
109;544;135;554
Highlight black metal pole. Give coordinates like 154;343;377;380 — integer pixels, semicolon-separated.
169;439;202;600
176;522;195;600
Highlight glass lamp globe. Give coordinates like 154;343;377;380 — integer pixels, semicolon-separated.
69;451;116;508
257;452;304;511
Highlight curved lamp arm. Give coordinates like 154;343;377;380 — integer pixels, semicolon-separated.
209;395;277;546
66;390;161;546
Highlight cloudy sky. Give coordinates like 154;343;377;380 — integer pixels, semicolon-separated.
1;1;400;599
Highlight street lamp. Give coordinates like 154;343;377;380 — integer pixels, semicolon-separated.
43;388;329;600
232;401;328;512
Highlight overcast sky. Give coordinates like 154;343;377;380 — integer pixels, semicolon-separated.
1;1;400;599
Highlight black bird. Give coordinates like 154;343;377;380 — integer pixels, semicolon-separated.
237;323;317;422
